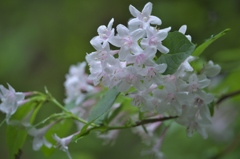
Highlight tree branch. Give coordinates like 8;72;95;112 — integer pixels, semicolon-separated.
210;133;240;159
133;116;178;127
105;116;178;131
216;90;240;105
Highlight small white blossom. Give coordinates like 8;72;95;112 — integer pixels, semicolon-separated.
180;74;211;93
128;2;162;29
141;26;171;54
28;122;56;151
53;133;77;159
64;62;97;105
91;18;115;47
109;24;144;60
202;60;221;77
0;84;25;121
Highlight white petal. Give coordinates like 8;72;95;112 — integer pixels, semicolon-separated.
142;2;152;16
116;24;129;37
179;25;187;34
107;18;114;29
149;16;162;25
157;44;169;54
129;5;140;17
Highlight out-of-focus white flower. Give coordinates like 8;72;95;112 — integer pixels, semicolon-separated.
64;62;97;105
180;73;211;93
202;60;221;77
0;84;25;121
53;133;77;159
28;122;56;151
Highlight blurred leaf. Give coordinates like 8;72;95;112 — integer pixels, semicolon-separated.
208;102;215;117
213;48;240;71
157;31;195;75
64;102;76;111
190;58;204;74
6;96;45;159
213;68;240;102
6;127;27;159
88;87;119;123
192;28;231;57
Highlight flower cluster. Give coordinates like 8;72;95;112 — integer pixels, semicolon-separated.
86;2;221;138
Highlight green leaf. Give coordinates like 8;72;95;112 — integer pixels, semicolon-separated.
157;31;195;75
6;126;28;159
192;28;230;57
105;104;123;124
88;87;120;123
6;96;45;159
208;102;215;117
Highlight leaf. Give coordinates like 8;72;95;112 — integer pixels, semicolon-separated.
157;31;195;75
192;28;230;57
208;102;215;117
6;96;45;159
6;126;27;159
72;121;93;142
88;87;120;123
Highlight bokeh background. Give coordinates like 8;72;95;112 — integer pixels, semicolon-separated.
0;0;240;159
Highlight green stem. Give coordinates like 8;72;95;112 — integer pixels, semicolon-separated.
50;97;69;112
50;97;89;124
33;113;66;128
78;115;177;138
0;118;6;126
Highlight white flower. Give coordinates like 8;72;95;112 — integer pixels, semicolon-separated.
64;62;96;105
125;47;154;66
109;24;144;60
180;73;211;93
174;56;195;78
0;84;25;121
128;89;155;111
176;89;214;138
53;133;77;159
202;60;221;77
140;63;167;87
116;66;145;92
177;104;211;139
87;42;117;65
28;122;56;151
152;83;188;115
128;2;162;29
141;26;171;54
91;18;115;47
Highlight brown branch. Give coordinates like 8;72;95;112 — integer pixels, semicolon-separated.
133;116;178;127
216;90;240;105
210;133;240;159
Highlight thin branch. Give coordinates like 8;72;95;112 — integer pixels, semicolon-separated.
210;133;240;159
133;116;178;127
106;116;178;130
216;90;240;105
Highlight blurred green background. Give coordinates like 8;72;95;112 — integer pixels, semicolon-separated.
0;0;240;159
